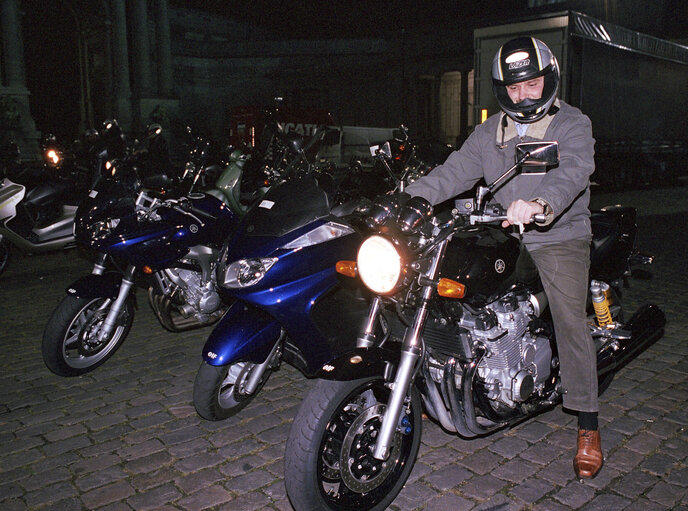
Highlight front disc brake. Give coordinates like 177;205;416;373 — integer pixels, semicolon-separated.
339;404;402;493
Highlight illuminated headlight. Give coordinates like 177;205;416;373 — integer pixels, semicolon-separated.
357;235;402;294
46;149;61;165
87;218;120;240
283;221;354;249
223;257;278;288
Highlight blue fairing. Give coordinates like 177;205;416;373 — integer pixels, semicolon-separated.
202;302;281;366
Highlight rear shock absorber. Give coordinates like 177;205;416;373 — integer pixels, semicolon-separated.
590;280;613;327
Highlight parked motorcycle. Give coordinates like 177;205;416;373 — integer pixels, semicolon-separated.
41;137;240;377
192;160;371;420
283;141;666;511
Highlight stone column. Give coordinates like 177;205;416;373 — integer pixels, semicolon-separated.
130;0;153;96
0;0;39;158
1;0;26;87
154;0;173;96
110;0;132;128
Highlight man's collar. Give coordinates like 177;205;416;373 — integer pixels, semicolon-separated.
496;99;560;146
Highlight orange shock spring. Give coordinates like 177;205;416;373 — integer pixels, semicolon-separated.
590;280;613;327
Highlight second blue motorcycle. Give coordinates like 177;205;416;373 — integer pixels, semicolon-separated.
192;176;371;420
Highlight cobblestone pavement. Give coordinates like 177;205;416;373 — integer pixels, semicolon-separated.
1;185;687;511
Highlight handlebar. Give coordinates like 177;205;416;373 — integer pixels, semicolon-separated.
468;211;546;226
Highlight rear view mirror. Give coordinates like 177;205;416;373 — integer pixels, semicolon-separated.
370;141;392;159
515;141;559;170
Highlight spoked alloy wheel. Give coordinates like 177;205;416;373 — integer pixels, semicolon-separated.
285;377;422;511
41;295;135;376
193;360;273;420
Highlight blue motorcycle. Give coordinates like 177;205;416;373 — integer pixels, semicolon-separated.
192;175;372;420
41;142;239;377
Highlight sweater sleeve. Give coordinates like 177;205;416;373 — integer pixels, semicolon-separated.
528;112;595;218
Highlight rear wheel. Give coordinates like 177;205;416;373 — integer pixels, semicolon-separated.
285;377;422;511
41;295;135;376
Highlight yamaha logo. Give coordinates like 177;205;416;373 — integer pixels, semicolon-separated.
495;259;506;273
189;224;198;233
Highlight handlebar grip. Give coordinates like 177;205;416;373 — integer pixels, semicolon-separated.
532;213;547;224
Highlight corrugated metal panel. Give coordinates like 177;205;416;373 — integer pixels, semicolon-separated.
569;11;688;65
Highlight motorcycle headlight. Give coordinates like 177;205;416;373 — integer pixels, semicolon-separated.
357;235;402;295
223;257;278;288
282;221;354;250
46;149;61;166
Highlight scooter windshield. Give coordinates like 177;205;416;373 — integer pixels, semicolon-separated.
243;177;330;237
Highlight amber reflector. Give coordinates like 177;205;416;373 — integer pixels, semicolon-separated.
142;266;154;275
336;261;357;277
437;278;465;298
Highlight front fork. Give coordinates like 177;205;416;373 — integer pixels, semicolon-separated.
91;252;108;275
97;264;136;342
372;239;448;460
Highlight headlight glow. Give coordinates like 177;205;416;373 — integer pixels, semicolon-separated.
46;149;60;165
283;221;354;249
357;235;402;294
223;257;278;288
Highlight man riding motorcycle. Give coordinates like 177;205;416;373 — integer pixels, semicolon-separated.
405;36;602;478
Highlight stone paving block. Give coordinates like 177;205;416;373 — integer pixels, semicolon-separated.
457;447;503;475
459;473;507;500
472;493;522;510
80;480;136;510
422;491;475;511
579;493;631;510
75;465;130;492
422;464;472;492
646;481;688;509
130;466;182;491
390;480;438;510
488;435;530;459
126;450;176;475
125;483;182;510
176;484;233;511
491;457;540;484
552;481;596;508
509;477;556;504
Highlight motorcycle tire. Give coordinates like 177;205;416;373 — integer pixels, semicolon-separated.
41;295;135;377
0;237;10;276
284;377;422;511
193;360;272;421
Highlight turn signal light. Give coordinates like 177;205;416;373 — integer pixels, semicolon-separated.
437;278;466;298
143;265;154;275
336;260;357;278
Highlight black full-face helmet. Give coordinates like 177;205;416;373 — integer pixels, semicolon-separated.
492;36;560;123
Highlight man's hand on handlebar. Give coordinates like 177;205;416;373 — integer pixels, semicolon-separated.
501;199;545;229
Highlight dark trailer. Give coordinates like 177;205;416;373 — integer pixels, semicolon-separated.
473;11;688;190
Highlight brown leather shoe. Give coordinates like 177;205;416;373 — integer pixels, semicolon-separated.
574;429;603;479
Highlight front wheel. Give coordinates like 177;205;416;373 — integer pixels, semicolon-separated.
193;360;273;420
41;295;135;376
285;377;422;511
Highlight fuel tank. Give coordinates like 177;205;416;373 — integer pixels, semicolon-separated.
440;225;522;305
78;192;237;269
